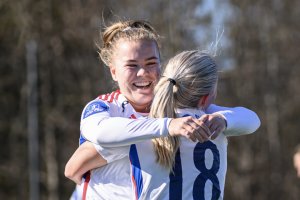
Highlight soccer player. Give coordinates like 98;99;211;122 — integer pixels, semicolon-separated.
65;20;260;200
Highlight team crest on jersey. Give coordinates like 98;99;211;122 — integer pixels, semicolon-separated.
83;101;109;119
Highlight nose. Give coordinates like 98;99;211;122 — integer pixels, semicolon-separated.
137;66;148;76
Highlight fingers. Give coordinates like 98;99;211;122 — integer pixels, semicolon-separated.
168;118;196;142
192;116;212;141
208;119;219;131
198;114;209;123
185;117;211;143
182;117;198;142
210;126;224;140
194;131;207;143
169;116;220;143
196;122;211;138
202;114;227;140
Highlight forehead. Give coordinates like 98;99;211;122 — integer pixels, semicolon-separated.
113;39;160;62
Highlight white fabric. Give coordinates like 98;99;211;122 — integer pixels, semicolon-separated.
80;92;170;147
82;105;259;199
69;184;83;200
75;91;260;200
85;158;134;200
77;91;170;199
206;104;261;136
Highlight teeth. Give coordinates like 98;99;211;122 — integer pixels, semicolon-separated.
134;81;151;87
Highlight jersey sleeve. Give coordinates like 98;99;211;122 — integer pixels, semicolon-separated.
92;143;130;163
206;104;261;136
80;99;171;147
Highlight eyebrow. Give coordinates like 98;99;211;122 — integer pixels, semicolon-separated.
145;56;159;61
126;56;159;63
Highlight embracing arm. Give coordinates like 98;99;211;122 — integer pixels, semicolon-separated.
64;142;107;185
80;99;172;147
81;100;207;147
65;141;132;184
206;104;261;136
81;116;171;147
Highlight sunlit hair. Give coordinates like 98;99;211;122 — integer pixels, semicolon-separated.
150;50;218;171
98;20;161;66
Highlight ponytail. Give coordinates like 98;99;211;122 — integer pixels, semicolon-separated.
150;77;180;171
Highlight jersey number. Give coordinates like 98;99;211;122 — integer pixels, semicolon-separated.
169;141;221;200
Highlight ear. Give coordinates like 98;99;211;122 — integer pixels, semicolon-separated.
110;66;117;81
198;94;209;108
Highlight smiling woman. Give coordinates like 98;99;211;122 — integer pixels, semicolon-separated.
98;21;162;113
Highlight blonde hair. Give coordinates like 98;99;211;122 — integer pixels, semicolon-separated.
98;20;161;66
150;50;218;171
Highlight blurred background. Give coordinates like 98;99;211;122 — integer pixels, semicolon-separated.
1;0;300;199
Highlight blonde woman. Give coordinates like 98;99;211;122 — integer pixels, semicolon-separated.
65;20;260;200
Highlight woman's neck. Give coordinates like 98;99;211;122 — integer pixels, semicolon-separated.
129;101;151;113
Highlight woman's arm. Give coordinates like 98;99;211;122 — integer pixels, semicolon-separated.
81;100;208;146
64;142;107;185
206;104;261;136
80;99;171;147
81;116;170;147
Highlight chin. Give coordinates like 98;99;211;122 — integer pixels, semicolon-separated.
135;90;153;97
136;96;152;106
138;98;152;105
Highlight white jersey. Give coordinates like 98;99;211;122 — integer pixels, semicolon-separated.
79;90;171;147
170;109;228;200
74;90;260;200
87;108;227;200
76;90;170;200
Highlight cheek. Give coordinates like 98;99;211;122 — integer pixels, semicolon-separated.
112;69;128;86
117;67;132;78
152;67;161;80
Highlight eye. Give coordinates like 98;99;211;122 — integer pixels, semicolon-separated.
146;62;159;67
126;64;138;68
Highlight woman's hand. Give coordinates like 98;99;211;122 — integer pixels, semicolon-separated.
199;113;227;140
168;113;227;142
168;116;212;142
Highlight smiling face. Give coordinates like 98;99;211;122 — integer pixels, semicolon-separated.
110;39;161;112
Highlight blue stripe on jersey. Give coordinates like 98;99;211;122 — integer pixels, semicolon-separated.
79;133;86;145
169;149;182;200
129;144;143;199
